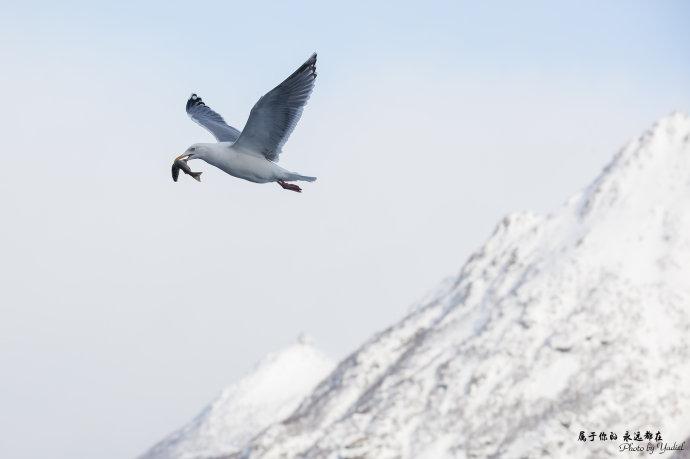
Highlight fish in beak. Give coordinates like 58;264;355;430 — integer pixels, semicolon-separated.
172;154;202;182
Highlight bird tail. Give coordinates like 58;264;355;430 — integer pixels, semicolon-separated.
290;173;317;182
191;171;202;182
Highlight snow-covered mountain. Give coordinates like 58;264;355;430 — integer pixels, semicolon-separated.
145;112;690;458
140;336;334;459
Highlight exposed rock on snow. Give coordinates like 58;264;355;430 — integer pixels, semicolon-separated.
140;338;334;459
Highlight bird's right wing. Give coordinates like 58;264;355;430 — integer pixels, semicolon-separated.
185;94;241;142
232;53;317;161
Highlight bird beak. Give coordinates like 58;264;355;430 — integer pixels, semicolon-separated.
175;153;190;161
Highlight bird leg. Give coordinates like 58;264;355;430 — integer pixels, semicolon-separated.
277;180;302;193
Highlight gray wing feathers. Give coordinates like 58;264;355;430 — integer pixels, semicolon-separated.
233;53;317;161
186;94;241;142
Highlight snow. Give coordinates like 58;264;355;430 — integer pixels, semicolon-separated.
139;338;334;459
143;112;690;459
523;354;578;401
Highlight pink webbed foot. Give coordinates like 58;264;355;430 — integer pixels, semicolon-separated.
277;180;302;193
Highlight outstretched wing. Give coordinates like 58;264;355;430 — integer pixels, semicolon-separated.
186;94;241;142
233;53;317;161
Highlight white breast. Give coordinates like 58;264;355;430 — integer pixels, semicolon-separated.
206;144;285;183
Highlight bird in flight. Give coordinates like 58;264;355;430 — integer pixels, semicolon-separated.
173;53;318;192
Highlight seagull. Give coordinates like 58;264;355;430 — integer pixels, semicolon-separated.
174;53;318;192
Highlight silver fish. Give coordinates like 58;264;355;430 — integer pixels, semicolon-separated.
172;156;202;182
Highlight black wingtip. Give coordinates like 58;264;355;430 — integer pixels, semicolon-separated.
186;93;205;111
305;53;317;78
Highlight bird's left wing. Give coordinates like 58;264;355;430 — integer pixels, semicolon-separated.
233;53;317;161
186;94;241;142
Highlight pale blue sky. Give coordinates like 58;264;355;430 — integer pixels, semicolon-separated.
1;2;689;458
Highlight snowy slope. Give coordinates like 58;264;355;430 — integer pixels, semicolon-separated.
232;112;690;458
144;112;690;459
140;336;334;459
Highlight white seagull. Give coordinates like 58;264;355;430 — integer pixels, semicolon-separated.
174;53;318;192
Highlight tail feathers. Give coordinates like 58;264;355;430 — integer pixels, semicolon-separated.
291;174;317;182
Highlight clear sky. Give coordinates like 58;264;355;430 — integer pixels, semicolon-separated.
1;1;689;458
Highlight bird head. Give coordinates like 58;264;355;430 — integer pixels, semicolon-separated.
178;143;206;161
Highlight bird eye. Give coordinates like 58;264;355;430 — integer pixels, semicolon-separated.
190;147;196;152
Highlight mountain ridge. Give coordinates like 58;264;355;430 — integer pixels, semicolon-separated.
237;112;690;458
145;112;690;459
140;338;334;459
